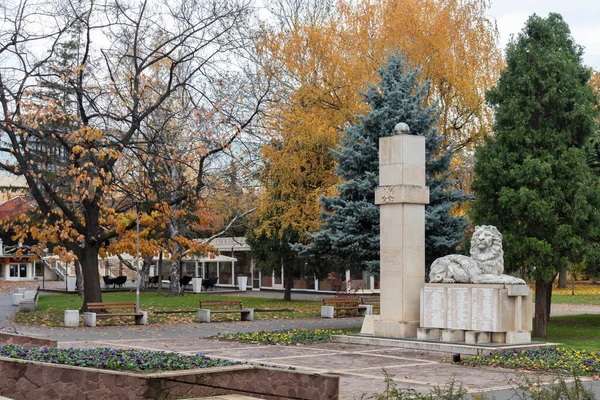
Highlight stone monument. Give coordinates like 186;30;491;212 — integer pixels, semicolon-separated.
364;123;533;345
421;225;533;344
371;123;429;338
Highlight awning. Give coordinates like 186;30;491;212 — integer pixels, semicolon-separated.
196;255;237;263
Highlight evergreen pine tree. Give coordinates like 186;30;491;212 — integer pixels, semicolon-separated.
296;54;470;276
470;14;600;337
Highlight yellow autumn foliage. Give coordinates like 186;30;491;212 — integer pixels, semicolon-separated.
256;0;503;239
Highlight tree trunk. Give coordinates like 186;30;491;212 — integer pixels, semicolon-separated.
557;265;567;289
546;272;558;319
534;280;553;337
167;216;183;297
78;246;103;312
157;251;163;295
283;260;294;301
140;258;151;291
74;260;84;298
168;259;183;297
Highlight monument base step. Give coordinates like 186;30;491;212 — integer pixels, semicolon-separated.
332;334;558;356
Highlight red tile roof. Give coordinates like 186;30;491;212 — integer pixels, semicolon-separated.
0;196;36;221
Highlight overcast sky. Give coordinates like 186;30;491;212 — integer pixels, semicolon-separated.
487;0;600;71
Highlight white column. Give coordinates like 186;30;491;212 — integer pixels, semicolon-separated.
345;270;351;293
232;260;236;285
371;132;429;338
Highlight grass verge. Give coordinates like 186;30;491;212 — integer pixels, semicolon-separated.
534;315;600;351
15;292;323;327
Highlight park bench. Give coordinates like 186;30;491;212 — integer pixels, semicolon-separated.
360;295;380;312
18;286;40;312
84;302;147;327
321;297;371;318
197;299;253;323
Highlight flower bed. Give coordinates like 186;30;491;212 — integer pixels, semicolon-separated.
0;344;239;372
0;352;339;399
463;347;600;376
214;328;347;345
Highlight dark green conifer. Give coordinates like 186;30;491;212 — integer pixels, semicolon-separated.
470;14;600;336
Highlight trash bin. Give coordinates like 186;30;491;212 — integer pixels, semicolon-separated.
66;276;77;292
237;276;248;291
192;277;203;293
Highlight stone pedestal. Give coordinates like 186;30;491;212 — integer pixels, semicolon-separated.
16;288;26;295
83;312;96;327
440;329;465;342
420;283;533;344
64;310;79;327
198;309;211;323
417;328;440;340
241;308;254;321
135;311;148;325
360;315;380;335
370;134;429;339
321;306;335;319
22;290;36;300
18;301;37;312
465;331;491;344
12;293;23;306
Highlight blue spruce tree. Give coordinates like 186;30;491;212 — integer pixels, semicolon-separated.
296;54;470;276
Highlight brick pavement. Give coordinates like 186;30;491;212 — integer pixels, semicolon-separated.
58;336;533;399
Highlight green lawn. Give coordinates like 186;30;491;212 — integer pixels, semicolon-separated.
534;314;600;351
550;294;600;305
16;292;323;327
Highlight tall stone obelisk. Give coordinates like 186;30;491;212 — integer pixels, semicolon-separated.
372;123;429;338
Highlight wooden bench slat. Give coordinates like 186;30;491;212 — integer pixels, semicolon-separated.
209;309;251;314
88;305;136;310
88;302;136;307
96;313;143;317
323;298;360;306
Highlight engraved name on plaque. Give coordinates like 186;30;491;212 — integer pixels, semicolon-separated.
471;287;498;331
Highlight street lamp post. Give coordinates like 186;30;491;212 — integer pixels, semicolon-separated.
135;203;140;313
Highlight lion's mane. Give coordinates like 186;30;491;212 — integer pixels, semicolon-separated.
469;225;504;275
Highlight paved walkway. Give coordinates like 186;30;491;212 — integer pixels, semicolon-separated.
2;291;600;399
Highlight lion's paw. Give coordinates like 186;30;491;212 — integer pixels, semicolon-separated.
442;278;456;283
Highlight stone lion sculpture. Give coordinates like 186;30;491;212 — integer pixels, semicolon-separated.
429;225;525;285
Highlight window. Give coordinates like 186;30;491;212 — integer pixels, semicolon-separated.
9;264;28;278
34;262;43;277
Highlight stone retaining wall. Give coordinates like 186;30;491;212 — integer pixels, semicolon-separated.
0;332;57;348
0;357;339;399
